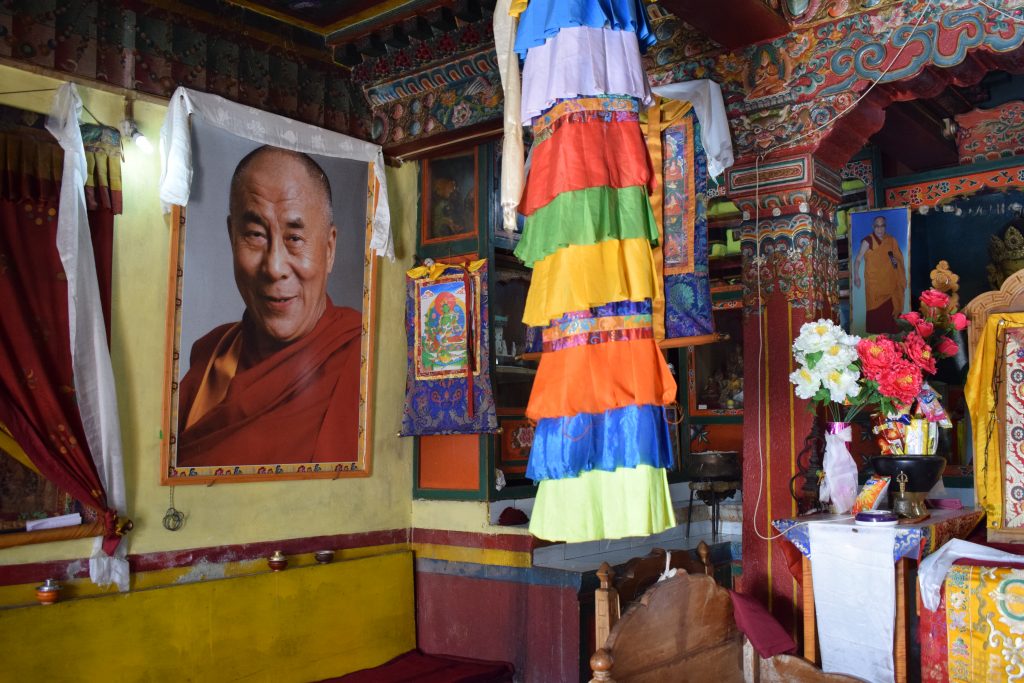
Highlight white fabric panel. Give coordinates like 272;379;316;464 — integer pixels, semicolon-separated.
159;87;393;260
809;522;896;683
494;0;524;232
651;80;735;178
520;26;652;124
917;539;1024;611
45;84;129;591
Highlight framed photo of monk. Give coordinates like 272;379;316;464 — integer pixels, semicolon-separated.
849;207;911;337
161;116;377;484
421;149;479;247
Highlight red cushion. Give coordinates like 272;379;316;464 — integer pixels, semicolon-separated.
321;650;514;683
729;590;798;659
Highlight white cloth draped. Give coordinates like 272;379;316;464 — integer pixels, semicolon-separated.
651;80;735;178
494;0;524;232
809;522;896;683
159;87;394;261
520;26;652;123
917;539;1024;611
46;84;129;591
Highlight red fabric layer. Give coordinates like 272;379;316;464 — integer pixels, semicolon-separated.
527;338;676;420
519;119;654;216
322;650;514;682
0;197;119;549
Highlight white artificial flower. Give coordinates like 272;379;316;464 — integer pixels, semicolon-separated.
823;368;861;404
790;366;821;400
793;319;842;356
814;340;859;372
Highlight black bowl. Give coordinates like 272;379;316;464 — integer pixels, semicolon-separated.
870;455;946;493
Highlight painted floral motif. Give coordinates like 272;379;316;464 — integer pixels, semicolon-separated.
741;213;838;315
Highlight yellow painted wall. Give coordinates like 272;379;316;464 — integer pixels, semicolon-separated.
1;551;417;682
0;64;418;567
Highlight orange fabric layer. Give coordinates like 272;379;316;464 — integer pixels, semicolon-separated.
523;238;660;327
519;120;654;216
527;337;677;420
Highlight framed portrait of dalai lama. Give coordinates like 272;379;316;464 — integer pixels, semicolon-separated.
849;207;911;338
160;94;381;484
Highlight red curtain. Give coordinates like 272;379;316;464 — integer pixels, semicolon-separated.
0;118;122;552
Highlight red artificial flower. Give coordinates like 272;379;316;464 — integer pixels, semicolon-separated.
935;336;960;357
878;360;923;409
950;312;969;331
857;336;900;381
902;332;937;375
900;311;935;337
920;289;950;308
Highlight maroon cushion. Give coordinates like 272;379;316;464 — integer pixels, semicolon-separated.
320;650;514;683
728;590;797;659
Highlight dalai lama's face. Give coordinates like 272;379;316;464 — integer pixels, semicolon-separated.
228;150;337;348
873;217;887;239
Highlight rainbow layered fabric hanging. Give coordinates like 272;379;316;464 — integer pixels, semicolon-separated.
512;0;677;542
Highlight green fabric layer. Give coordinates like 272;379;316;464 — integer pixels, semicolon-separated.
528;465;675;542
514;185;658;267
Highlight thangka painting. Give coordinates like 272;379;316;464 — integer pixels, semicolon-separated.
402;261;497;435
663;110;713;338
415;275;478;379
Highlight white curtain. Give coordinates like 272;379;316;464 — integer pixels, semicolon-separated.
158;87;394;260
46;84;130;591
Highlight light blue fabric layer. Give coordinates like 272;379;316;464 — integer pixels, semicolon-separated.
526;403;673;481
514;0;655;57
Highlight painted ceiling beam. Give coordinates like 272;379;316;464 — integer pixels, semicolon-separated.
657;0;790;49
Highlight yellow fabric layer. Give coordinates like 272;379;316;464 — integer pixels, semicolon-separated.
528;465;675;542
522;238;659;327
965;313;1024;530
509;0;527;17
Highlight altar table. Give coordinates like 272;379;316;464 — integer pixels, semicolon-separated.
773;508;983;683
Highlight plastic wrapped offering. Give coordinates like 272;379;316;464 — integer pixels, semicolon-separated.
853;475;891;515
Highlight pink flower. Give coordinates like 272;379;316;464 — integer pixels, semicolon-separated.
878;360;923;409
935;336;960;357
900;312;922;325
857;336;900;381
900;311;934;337
920;289;950;308
951;312;969;331
902;332;937;375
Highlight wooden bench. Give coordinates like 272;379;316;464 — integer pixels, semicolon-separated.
590;544;860;683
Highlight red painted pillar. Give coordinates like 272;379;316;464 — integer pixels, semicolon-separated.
727;155;841;634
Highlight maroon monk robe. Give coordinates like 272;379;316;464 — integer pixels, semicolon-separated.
176;304;362;466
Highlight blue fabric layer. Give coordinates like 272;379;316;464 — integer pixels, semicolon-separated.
527;404;674;481
514;0;655;57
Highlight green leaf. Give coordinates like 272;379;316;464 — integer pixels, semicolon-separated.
805;351;824;368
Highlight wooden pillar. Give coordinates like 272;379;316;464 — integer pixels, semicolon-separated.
727;154;841;635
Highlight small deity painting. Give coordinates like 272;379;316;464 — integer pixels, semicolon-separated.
414;273;481;380
422;150;478;245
